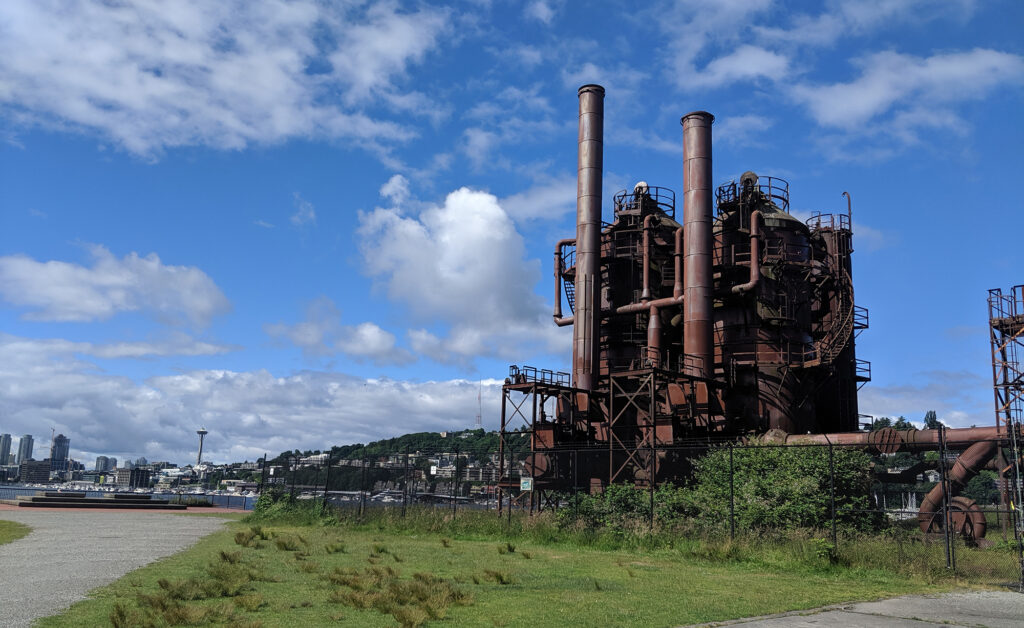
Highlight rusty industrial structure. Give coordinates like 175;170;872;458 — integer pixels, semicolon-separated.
498;85;1022;540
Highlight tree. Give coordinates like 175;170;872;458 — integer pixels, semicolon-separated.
923;410;943;430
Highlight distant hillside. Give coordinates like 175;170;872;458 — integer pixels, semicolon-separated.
270;428;524;464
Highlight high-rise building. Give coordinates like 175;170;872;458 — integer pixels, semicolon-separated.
16;435;33;464
95;455;109;472
50;433;70;472
109;457;118;470
0;434;11;467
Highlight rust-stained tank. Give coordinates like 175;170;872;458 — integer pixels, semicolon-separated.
498;84;1013;532
503;84;872;489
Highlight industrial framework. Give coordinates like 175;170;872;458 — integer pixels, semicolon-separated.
498;84;1021;540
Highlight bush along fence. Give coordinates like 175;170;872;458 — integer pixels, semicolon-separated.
259;436;1024;590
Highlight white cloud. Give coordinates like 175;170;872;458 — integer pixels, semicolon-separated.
500;174;576;221
754;1;978;47
687;45;789;88
0;1;449;155
524;1;557;25
0;333;504;464
264;296;413;366
792;49;1024;129
0;245;230;326
357;186;567;363
290;192;316;226
254;220;275;229
459;84;561;169
714;114;775;146
379;174;411;206
657;0;776;89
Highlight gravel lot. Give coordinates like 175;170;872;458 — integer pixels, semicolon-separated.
0;510;228;627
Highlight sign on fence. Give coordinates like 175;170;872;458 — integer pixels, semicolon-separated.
520;477;533;491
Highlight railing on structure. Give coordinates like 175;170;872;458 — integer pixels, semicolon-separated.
613;186;675;219
507;365;571;387
806;212;852;231
716;176;790;213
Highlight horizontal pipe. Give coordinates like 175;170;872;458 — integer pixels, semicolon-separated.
783;426;1005;450
731;210;763;295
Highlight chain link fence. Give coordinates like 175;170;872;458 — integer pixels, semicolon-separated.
261;436;1024;589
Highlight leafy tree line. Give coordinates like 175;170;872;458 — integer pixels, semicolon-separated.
269;429;505;465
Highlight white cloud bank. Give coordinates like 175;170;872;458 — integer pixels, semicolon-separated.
0;0;449;155
0;333;501;464
0;245;230;326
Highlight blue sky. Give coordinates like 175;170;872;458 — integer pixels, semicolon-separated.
0;0;1022;465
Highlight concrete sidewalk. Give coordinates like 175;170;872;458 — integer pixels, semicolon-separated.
0;510;228;627
694;591;1024;627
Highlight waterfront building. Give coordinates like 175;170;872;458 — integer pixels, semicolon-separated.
115;467;151;488
16;435;33;465
0;434;10;467
50;434;70;472
108;457;118;470
95;455;109;472
19;459;50;483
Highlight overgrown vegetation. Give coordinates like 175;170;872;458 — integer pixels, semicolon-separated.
42;501;973;628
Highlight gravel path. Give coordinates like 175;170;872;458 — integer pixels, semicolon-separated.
692;590;1024;627
0;511;228;628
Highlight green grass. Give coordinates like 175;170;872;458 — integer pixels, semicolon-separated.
0;519;31;546
40;511;968;628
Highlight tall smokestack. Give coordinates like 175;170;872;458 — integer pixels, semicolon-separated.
681;111;714;378
574;85;604;392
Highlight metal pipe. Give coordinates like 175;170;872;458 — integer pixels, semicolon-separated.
641;215;655;301
611;226;685;315
553;238;576;327
731;210;763;295
647;304;661;366
918;439;996;537
574;84;604;392
681;111;715;378
782;426;1005;450
673;227;683;299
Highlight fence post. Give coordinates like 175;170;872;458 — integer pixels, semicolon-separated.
452;447;459;518
573;448;579;521
321;454;333;514
507;442;513;526
938;426;953;570
729;443;735;541
359;455;368;518
828;439;837;550
258;452;268;494
289;455;297;502
402;446;410;518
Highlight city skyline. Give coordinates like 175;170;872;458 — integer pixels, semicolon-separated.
1;1;1022;464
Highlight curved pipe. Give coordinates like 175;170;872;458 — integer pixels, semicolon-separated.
842;191;851;222
918;439;996;537
731;210;763;295
553;238;576;327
